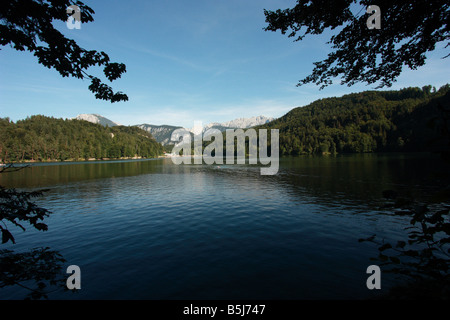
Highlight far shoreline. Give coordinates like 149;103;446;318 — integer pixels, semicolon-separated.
0;151;440;167
0;156;167;167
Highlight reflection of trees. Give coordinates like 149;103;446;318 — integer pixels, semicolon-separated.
361;99;450;299
0;160;162;189
276;154;449;206
0;165;69;299
267;155;450;298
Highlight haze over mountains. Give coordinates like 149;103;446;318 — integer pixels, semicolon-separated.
75;114;275;145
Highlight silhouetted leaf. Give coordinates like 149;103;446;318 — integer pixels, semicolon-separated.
34;223;48;231
382;190;398;199
396;241;406;248
359;234;376;243
442;223;450;235
378;253;388;262
390;256;401;264
395;197;414;207
379;243;392;252
395;210;412;216
404;250;419;257
1;229;15;244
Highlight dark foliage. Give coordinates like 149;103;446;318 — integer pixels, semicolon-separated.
0;0;128;102
264;0;450;89
0;115;164;162
0;165;70;299
0;247;68;300
258;85;450;156
0;185;51;243
360;192;450;299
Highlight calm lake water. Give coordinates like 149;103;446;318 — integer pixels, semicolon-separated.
0;153;448;299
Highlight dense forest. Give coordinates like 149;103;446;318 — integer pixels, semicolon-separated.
257;85;450;156
0;116;164;162
1;85;449;162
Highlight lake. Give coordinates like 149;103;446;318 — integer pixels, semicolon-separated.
0;153;447;299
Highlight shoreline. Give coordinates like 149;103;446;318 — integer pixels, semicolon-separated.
0;156;164;165
0;150;437;166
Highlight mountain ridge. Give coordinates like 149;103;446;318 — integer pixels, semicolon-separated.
74;114;275;145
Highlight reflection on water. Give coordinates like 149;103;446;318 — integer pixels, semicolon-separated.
0;159;163;188
0;153;448;299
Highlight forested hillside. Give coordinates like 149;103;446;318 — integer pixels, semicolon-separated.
258;85;450;155
0;115;164;162
2;85;449;162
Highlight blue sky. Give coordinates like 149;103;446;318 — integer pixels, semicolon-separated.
1;0;449;128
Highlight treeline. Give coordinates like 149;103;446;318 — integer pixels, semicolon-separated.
0;115;164;162
257;85;450;155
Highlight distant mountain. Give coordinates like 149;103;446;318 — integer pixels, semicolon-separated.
220;115;275;129
136;124;183;146
199;116;275;134
138;116;275;145
73;114;276;146
74;114;119;127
